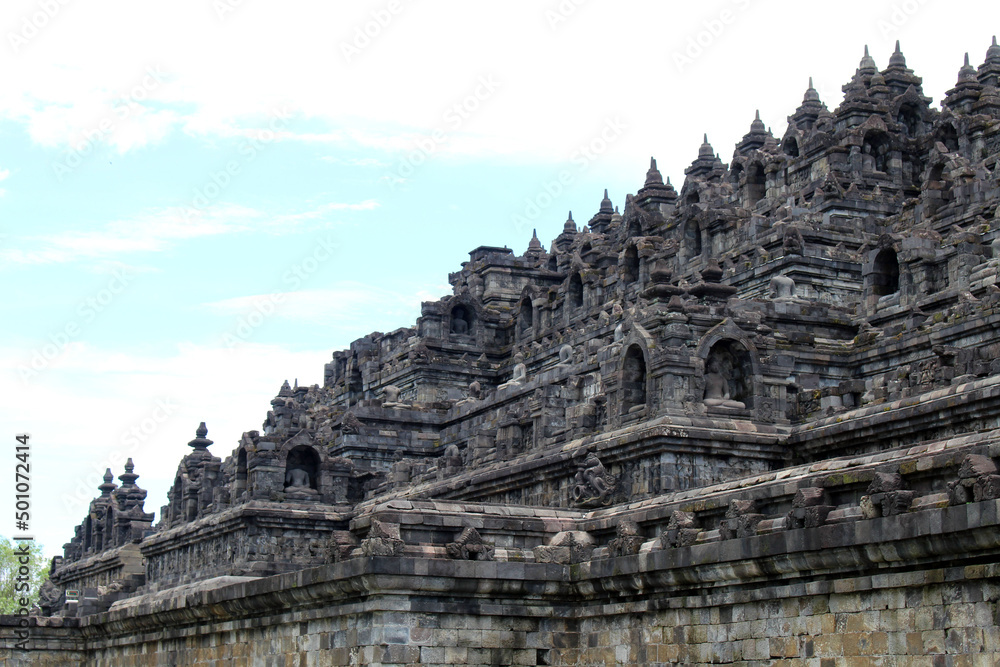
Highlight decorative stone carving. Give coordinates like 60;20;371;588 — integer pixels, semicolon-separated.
285;467;310;489
360;519;404;557
451;306;471;335
660;510;699;548
533;531;594;564
608;519;643;557
861;472;914;518
556;344;574;366
446;527;494;561
786;487;834;529
948;453;1000;504
720;498;764;539
282;445;319;502
381;385;408;410
456;381;483;407
37;578;64;616
783;226;804;255
410;342;430;363
859;494;879;519
341;412;363;435
499;353;528;389
571;451;616;507
769;274;800;301
704;356;746;409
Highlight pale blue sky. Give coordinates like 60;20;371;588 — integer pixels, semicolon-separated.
1;0;996;558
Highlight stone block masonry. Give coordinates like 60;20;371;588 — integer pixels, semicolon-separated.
9;38;1000;665
6;492;1000;664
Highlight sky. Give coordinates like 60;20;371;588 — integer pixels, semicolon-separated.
0;0;997;560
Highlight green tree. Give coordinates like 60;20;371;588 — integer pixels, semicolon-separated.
0;537;49;613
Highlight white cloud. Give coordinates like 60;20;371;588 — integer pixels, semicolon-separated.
203;281;435;329
320;155;389;168
1;0;995;177
0;200;378;265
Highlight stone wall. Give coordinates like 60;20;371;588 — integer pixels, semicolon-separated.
6;509;1000;665
8;443;1000;665
570;571;1000;665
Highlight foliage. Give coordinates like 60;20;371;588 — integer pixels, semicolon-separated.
0;536;49;613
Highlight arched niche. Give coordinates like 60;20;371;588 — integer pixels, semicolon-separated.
929;163;946;183
569;273;584;310
621;344;647;414
783;137;800;158
730;162;743;186
863;131;891;172
703;340;754;409
284;445;320;491
233;448;248;499
623;245;640;284
872;248;900;297
519;297;533;336
450;304;474;336
169;475;185;522
937;124;959;153
686;219;703;258
183;475;198;522
747;162;766;205
897;103;921;137
102;507;114;548
908;154;925;187
546;255;558;272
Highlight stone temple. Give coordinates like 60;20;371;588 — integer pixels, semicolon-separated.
7;41;1000;665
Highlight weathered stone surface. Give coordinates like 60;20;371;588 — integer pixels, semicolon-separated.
446;527;494;561
20;39;1000;665
534;531;595;563
360;519;404;557
607;519;643;557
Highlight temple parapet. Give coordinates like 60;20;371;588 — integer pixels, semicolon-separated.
48;460;153;616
